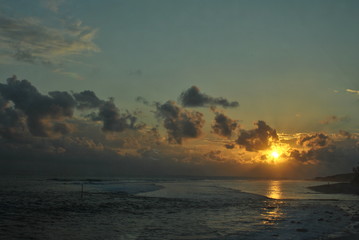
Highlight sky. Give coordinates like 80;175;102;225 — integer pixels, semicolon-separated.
0;0;358;178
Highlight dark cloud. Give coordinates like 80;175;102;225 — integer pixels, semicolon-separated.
203;150;225;162
289;149;312;163
0;76;76;137
156;101;205;144
224;143;235;149
73;90;104;109
289;143;358;169
13;49;37;63
52;122;75;136
319;115;349;125
236;121;278;152
211;112;238;138
290;147;336;164
135;96;150;106
288;132;359;170
0;76;147;136
0;95;26;140
96;99;144;132
179;86;239;108
297;133;330;149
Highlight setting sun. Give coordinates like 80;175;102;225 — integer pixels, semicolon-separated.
266;145;288;164
271;151;280;159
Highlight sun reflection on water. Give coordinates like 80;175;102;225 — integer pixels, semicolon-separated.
258;181;286;226
267;180;282;199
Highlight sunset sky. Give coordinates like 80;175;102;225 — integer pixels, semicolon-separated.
0;0;358;178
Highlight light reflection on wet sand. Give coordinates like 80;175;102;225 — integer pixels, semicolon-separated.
260;203;285;226
260;181;285;226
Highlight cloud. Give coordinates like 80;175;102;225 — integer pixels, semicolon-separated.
73;90;104;110
0;75;149;138
156;101;205;144
135;96;151;106
13;49;37;63
96;99;144;132
0;76;76;137
346;89;359;95
289;137;359;170
179;86;239;108
52;122;75;135
41;0;65;12
289;149;316;164
211;112;238;138
236;121;278;152
1;75;358;178
0;15;99;65
319;115;349;125
224;143;236;149
53;69;84;81
287;131;358;168
338;130;352;139
297;133;330;149
0;95;26;140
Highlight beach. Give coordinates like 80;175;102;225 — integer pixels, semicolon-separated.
1;178;359;239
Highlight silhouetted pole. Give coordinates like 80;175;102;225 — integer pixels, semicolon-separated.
81;183;84;199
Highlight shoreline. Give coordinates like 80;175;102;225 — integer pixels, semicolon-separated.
308;182;359;195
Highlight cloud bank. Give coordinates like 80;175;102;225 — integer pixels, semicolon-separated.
0;76;358;178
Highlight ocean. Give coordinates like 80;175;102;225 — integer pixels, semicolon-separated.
1;177;359;239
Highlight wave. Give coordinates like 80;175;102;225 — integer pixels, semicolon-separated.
138;181;268;200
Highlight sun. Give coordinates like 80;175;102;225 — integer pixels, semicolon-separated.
265;143;289;164
271;151;280;159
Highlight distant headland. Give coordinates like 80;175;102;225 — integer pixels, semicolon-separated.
310;173;359;195
313;173;354;182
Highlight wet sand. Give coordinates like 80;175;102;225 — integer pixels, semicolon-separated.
308;182;359;239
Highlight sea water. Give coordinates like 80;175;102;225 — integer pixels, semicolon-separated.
1;177;359;239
